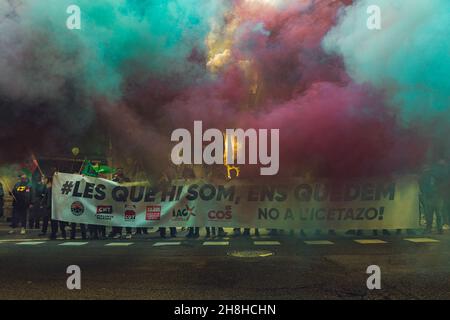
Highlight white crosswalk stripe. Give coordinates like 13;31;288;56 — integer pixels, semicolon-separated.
17;241;45;246
354;239;387;244
203;241;229;246
254;241;280;246
59;242;89;246
404;238;439;243
153;242;181;247
304;240;334;245
105;242;134;246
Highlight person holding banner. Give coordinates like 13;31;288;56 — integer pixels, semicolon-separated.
109;168;133;239
39;176;68;239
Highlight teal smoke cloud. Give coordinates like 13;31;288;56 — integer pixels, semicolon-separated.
323;0;450;125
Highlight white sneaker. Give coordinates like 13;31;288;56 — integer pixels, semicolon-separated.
113;234;122;239
8;229;15;234
443;224;450;230
20;228;26;235
125;234;132;239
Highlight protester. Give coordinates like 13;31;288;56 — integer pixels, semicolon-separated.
89;224;106;240
136;227;148;235
243;228;260;237
109;168;133;239
186;227;200;238
9;174;32;235
29;177;45;229
420;161;446;234
0;182;4;219
440;158;450;230
206;227;227;238
160;227;177;238
39;176;67;239
70;223;87;240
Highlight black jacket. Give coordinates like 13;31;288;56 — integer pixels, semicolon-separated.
41;186;52;213
12;181;32;208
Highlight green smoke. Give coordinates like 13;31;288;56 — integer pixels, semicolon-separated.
323;0;450;122
15;0;227;99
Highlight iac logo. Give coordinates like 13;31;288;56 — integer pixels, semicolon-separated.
172;205;196;221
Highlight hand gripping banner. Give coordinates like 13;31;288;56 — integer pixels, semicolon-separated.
52;172;420;230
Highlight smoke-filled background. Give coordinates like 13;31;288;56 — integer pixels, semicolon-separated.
0;0;448;180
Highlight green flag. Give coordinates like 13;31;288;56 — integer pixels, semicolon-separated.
81;161;98;177
95;165;116;175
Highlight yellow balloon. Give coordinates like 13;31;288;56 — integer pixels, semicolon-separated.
71;147;80;156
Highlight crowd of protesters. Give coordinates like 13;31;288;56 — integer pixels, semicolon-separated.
0;158;448;239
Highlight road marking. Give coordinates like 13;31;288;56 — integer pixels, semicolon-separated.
0;238;48;243
59;242;89;246
304;240;334;245
404;238;440;243
251;236;270;240
17;241;45;246
105;242;134;247
253;241;281;246
153;242;181;247
354;239;387;244
203;241;229;246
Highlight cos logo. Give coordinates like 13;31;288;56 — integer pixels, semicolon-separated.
208;206;232;220
70;201;85;216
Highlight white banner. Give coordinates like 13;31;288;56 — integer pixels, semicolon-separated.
52;172;420;230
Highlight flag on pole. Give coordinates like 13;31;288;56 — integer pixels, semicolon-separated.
81;160;99;177
81;161;116;177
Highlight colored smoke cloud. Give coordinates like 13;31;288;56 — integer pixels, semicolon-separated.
323;0;450;158
0;0;447;179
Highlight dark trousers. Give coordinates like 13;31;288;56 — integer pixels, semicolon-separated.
89;225;106;238
70;223;87;239
112;226;132;235
28;207;41;229
206;227;225;235
159;227;177;237
0;198;4;218
42;215;50;234
136;228;148;234
50;220;67;239
186;227;199;237
11;206;27;229
424;198;444;231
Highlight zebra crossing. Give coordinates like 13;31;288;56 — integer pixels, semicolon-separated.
0;237;442;247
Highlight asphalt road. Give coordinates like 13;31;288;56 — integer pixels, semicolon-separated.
0;224;449;300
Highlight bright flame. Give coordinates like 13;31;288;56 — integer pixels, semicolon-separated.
223;133;240;179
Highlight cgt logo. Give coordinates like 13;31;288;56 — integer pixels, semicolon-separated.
208;206;232;221
172;205;196;221
96;205;113;214
96;205;114;221
124;204;136;221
